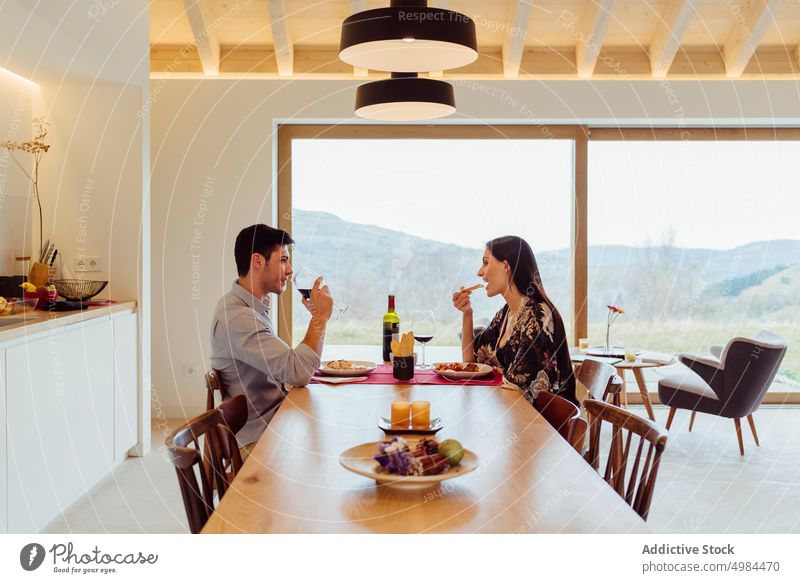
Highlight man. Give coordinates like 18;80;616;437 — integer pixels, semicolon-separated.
210;224;333;454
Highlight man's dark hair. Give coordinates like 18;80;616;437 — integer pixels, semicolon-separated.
234;224;295;276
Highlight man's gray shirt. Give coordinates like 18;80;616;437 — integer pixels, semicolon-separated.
210;281;321;446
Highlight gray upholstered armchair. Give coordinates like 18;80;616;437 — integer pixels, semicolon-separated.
657;331;787;454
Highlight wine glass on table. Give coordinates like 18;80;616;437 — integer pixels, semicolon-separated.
410;310;435;369
292;266;349;315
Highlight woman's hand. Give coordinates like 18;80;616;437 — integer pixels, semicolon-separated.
452;286;473;314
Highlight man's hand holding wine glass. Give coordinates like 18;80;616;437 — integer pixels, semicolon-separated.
303;275;334;322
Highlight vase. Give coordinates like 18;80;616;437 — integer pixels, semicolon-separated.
605;326;611;354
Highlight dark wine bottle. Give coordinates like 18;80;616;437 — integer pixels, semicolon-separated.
382;294;399;362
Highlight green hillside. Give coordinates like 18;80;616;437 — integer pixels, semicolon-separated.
291;209;799;385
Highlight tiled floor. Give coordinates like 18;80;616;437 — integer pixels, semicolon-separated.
42;406;800;534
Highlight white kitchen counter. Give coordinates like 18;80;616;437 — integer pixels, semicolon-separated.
0;301;136;345
0;300;139;533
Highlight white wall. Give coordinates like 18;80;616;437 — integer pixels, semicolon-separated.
0;72;34;274
151;78;800;419
40;83;143;300
1;0;151;452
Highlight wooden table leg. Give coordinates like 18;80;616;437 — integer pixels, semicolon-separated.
615;367;628;408
632;367;655;421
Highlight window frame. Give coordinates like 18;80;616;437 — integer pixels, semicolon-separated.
277;124;799;405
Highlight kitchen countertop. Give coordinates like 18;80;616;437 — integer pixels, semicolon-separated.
0;301;137;344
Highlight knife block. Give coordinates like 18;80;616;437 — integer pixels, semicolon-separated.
27;261;50;288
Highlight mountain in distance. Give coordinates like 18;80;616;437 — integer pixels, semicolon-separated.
291;208;800;324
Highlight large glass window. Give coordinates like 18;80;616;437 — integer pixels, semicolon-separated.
291;138;575;362
589;140;800;393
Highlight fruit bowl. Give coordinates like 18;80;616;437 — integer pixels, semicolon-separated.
0;297;38;315
52;279;108;301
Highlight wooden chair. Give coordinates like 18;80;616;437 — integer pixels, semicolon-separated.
535;391;585;454
166;394;246;533
576;358;623;405
583;399;668;521
205;368;226;411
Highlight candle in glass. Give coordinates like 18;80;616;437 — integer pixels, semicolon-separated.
411;401;431;429
391;401;411;428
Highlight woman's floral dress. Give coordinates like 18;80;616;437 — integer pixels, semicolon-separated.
474;297;576;406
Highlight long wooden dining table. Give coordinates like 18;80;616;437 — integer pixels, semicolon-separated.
202;382;650;534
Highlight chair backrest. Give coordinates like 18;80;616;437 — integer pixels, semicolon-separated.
210;395;248;484
577;358;623;404
719;331;788;418
535;391;583;453
584;399;668;521
166;395;246;534
205;369;225;411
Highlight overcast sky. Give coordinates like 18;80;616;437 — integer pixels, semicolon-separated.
293;139;800;252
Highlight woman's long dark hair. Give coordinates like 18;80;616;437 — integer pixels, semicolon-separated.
486;235;576;398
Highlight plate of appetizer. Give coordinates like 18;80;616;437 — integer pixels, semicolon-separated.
431;361;494;380
318;359;377;377
340;436;478;487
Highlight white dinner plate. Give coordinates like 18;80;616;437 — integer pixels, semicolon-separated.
318;360;377;377
339;440;478;487
430;362;494;380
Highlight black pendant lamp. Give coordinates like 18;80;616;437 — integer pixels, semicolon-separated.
342;1;475;121
340;0;477;73
355;73;455;121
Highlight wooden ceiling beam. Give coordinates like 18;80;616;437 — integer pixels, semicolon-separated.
502;1;534;78
150;45;800;80
429;0;449;77
349;0;368;77
182;0;220;76
649;0;697;78
723;0;783;78
267;0;294;77
575;0;617;79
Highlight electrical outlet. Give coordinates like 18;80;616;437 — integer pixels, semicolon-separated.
182;364;197;376
86;256;101;272
74;256;102;272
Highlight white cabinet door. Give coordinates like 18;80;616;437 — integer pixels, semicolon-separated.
0;349;6;534
6;319;114;533
113;313;138;461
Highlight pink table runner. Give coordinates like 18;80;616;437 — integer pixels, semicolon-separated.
313;364;503;386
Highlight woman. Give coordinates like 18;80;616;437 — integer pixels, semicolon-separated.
453;236;577;406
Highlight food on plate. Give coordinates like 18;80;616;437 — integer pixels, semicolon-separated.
434;362;480;373
0;297;11;315
325;359;356;370
438;439;464;466
373;436;449;476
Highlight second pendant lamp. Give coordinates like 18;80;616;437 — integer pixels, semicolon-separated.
341;0;477;121
355;73;455;121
